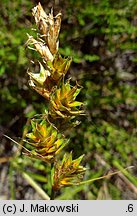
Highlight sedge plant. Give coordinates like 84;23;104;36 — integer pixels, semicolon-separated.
24;3;86;199
4;3;129;200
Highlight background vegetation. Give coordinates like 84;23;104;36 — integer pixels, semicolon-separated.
0;0;137;199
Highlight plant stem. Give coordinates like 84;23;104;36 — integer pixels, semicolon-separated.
9;163;15;200
22;172;50;200
50;162;55;200
50;187;55;200
12;160;50;200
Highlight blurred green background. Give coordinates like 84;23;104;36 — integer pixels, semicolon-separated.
0;0;137;199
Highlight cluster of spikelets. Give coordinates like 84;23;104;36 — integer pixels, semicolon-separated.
25;3;86;192
52;152;86;191
24;119;68;163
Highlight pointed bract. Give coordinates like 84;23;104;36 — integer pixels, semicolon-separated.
49;79;84;119
52;152;86;191
24;119;68;163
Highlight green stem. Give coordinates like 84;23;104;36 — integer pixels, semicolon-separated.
9;163;15;200
50;187;55;200
112;161;136;186
50;162;55;200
